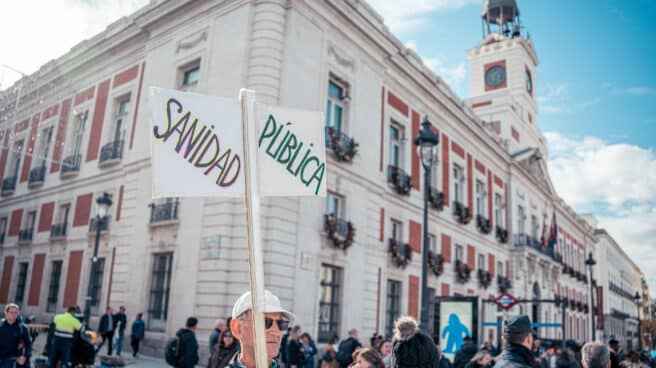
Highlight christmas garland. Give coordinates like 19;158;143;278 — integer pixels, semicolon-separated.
427;252;444;276
325;214;355;251
389;239;412;268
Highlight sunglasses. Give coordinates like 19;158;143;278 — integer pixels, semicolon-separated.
239;315;289;330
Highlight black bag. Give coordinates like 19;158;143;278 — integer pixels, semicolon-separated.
165;337;180;366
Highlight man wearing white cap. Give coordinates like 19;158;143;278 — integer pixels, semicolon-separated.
227;289;295;368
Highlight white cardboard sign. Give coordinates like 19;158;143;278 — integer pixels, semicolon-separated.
150;87;326;197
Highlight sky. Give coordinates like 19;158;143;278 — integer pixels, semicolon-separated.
1;1;655;296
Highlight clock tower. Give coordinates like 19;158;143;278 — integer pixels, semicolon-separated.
467;0;545;156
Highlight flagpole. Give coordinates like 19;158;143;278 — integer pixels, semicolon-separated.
240;88;269;368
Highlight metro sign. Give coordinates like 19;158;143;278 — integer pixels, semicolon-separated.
495;292;519;310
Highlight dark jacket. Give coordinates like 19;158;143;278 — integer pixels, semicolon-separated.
336;337;362;368
98;313;116;335
209;328;221;354
287;339;305;366
390;326;439;368
454;343;479;368
176;328;199;368
208;342;240;368
131;319;145;340
280;333;290;364
0;319;32;359
439;356;453;368
114;312;127;333
466;362;488;368
493;343;535;368
610;351;620;368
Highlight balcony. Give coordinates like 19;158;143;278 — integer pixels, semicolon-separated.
1;176;17;196
427;251;444;276
60;154;81;178
98;140;124;167
50;223;67;239
324;214;355;251
88;216;111;234
455;260;472;283
429;187;445;211
28;165;46;187
453;201;472;225
497;274;512;293
389;238;412;268
496;226;509;243
513;233;559;261
149;200;179;225
325;127;358;162
476;214;492;234
478;269;492;289
609;281;635;300
387;165;412;195
18;229;33;244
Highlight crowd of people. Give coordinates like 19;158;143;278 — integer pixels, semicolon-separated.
3;295;656;368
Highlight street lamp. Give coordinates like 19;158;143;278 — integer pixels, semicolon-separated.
585;252;596;340
414;116;439;333
634;291;642;352
83;192;113;327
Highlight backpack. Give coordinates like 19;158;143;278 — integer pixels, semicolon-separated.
335;341;351;366
165;337;180;366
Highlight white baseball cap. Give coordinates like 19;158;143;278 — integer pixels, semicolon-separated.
231;289;295;322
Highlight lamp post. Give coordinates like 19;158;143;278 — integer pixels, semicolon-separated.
585;252;597;340
83;192;113;327
414;117;439;333
634;291;642;352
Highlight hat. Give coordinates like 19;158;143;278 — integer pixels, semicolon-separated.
232;289;295;322
609;338;619;344
503;315;532;336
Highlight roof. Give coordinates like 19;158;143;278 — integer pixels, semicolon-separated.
481;0;520;24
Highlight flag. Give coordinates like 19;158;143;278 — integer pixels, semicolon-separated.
540;208;548;248
547;212;558;250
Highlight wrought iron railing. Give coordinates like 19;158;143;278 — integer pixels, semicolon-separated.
513;233;560;261
18;229;33;243
389;238;412;268
1;176;17;195
99;140;124;165
61;154;81;176
497;274;512;292
453;201;472;225
325;127;358;162
149;199;179;223
455;260;472;283
429;187;445;210
50;223;67;238
496;226;509;243
28;165;47;186
89;216;111;233
476;214;492;234
387;165;412;195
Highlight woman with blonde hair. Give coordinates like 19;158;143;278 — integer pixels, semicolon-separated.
350;347;385;368
465;351;492;368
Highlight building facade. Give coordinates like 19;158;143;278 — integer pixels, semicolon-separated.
0;0;632;357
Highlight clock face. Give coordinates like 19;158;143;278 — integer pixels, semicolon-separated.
485;65;506;88
525;70;533;94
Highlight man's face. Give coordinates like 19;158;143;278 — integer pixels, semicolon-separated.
218;320;227;331
107;307;113;315
5;307;18;323
232;311;285;363
120;307;126;313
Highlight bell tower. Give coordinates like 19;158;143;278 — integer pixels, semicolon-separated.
467;0;545;155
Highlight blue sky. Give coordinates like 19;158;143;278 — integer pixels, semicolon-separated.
367;0;656;294
1;0;655;293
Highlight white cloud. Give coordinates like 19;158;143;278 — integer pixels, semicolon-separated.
624;86;656;96
367;0;479;34
404;41;467;95
0;0;148;90
545;131;656;292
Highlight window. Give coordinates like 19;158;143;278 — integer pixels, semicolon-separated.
180;63;200;91
326;79;347;133
389;122;403;168
531;215;538;238
58;204;70;225
35;126;53;168
69;111;88;157
453;165;464;203
386;280;401;337
15;262;28;303
517;205;526;234
429;233;437;253
86;258;105;315
494;194;503;227
7;139;24;179
0;217;7;243
319;264;342;342
111;97;130;144
25;211;36;233
325;193;343;217
148;252;173;331
478;254;485;271
391;220;402;241
497;261;503;276
46;260;63;313
475;180;485;216
455;245;464;262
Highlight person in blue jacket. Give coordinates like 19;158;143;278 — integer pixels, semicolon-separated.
130;313;146;358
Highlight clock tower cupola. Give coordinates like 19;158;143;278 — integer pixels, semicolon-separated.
467;0;545;156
